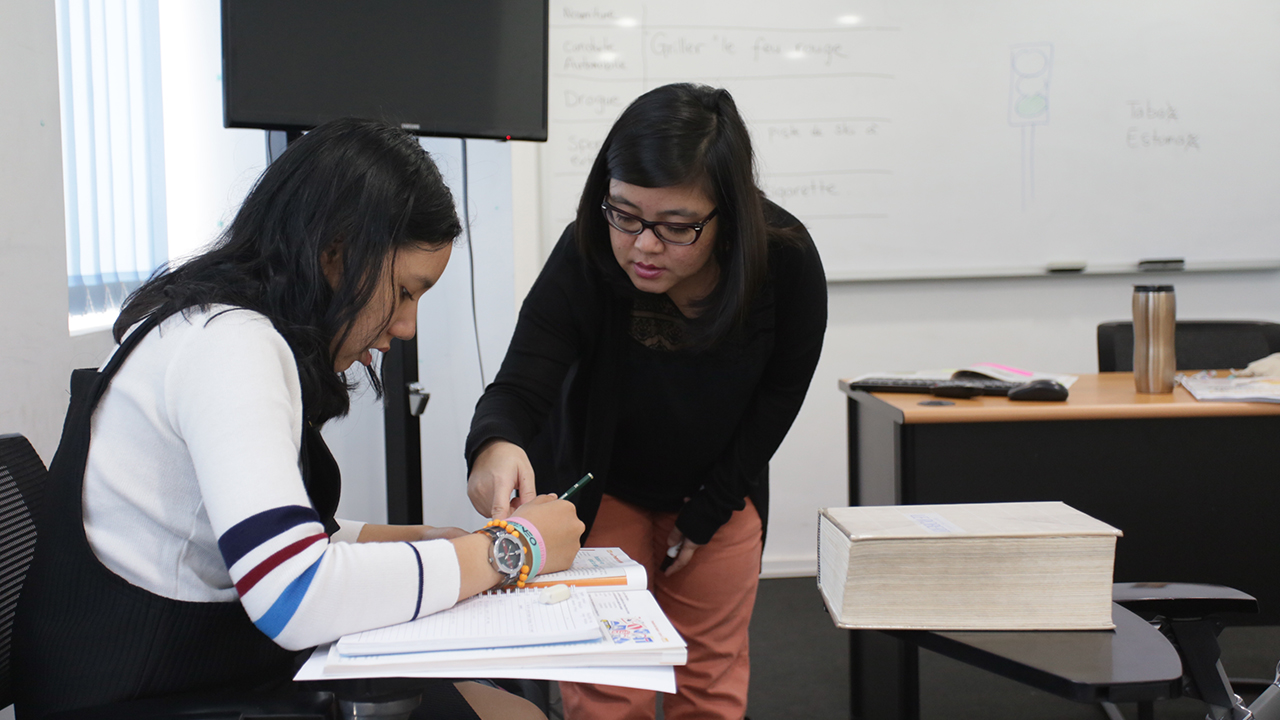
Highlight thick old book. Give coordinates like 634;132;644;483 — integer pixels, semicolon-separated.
817;501;1122;630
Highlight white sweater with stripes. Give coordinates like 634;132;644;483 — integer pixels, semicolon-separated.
83;306;460;651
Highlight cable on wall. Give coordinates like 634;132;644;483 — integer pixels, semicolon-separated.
460;138;487;389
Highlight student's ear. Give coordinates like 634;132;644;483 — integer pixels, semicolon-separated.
320;240;344;290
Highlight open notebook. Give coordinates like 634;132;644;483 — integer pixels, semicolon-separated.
337;588;600;655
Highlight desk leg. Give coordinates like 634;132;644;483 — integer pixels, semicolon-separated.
847;398;861;506
850;630;919;720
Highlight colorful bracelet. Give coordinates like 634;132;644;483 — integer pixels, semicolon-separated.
484;519;537;588
496;518;542;579
506;516;546;576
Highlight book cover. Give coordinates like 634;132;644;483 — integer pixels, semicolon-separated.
820;501;1122;541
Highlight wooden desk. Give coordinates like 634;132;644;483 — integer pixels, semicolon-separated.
841;372;1280;424
839;373;1280;719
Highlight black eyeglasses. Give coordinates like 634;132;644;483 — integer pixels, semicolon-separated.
601;200;719;246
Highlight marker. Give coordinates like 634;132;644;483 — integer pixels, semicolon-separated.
559;472;595;501
1138;258;1185;272
1046;261;1086;274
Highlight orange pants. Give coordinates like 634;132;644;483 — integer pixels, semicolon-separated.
561;494;763;720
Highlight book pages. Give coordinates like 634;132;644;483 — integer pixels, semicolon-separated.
818;501;1119;630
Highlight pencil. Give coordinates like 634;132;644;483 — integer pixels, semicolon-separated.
559;472;594;501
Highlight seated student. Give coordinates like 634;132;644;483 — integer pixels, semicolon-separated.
466;83;828;720
14;118;583;719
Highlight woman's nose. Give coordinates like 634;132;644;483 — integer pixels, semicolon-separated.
635;227;664;253
389;302;417;340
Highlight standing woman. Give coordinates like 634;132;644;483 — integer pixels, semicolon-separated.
466;84;828;719
15;118;582;718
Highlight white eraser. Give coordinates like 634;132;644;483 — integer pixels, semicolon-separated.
539;583;572;605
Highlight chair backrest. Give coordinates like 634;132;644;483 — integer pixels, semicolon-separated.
0;434;46;709
1097;320;1280;372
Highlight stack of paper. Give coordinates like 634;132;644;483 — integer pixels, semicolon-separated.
509;546;647;592
330;590;686;672
849;363;1079;388
817;501;1121;630
1178;374;1280;403
336;591;602;655
295;549;684;692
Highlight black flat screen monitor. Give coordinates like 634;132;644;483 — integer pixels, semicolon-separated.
221;0;548;141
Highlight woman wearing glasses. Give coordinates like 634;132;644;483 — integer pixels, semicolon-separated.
466;83;827;720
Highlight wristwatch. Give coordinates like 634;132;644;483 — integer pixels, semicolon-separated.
477;526;526;586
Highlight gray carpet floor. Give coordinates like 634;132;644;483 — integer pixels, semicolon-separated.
746;577;1280;720
545;577;1278;719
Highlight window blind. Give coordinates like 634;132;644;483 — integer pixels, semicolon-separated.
57;0;168;319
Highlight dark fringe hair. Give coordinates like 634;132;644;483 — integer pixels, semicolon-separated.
574;83;799;350
114;118;461;424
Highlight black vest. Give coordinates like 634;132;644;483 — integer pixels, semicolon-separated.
14;316;341;718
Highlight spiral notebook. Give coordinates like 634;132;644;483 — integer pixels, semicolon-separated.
336;588;601;656
492;547;647;593
327;590;687;673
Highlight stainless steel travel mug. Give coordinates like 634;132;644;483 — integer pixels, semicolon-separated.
1132;285;1176;393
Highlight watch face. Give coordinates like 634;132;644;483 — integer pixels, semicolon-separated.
493;535;524;574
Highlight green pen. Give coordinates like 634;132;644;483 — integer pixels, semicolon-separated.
559;472;595;501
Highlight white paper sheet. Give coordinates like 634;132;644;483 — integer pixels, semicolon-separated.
294;644;677;693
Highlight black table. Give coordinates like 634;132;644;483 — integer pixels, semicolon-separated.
839;373;1280;718
851;604;1182;720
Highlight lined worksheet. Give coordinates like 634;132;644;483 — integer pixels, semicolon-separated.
336;589;601;655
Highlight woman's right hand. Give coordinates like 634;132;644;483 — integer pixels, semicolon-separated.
510;494;585;574
450;492;585;600
467;440;536;519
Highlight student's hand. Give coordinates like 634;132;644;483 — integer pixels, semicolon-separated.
467;440;537;519
508;494;585;575
662;527;702;576
450;495;583;601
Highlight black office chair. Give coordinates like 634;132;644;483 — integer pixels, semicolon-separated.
2;434;544;719
0;433;342;719
1097;320;1280;372
1112;582;1280;720
0;433;44;712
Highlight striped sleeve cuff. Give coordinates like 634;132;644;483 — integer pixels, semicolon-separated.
219;505;329;639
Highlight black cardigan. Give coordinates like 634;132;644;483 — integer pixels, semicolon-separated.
466;203;827;545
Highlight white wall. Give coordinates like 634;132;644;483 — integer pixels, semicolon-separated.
0;0;268;467
0;0;95;465
414;138;518;529
507;156;1280;578
0;3;91;716
764;269;1280;576
158;0;269;263
7;0;1279;591
327;138;521;530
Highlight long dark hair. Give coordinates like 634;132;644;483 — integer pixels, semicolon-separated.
575;83;790;349
114;117;461;423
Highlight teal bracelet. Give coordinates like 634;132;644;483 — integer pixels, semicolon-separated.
505;517;544;577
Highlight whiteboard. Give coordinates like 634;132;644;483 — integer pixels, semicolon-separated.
540;0;1280;280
